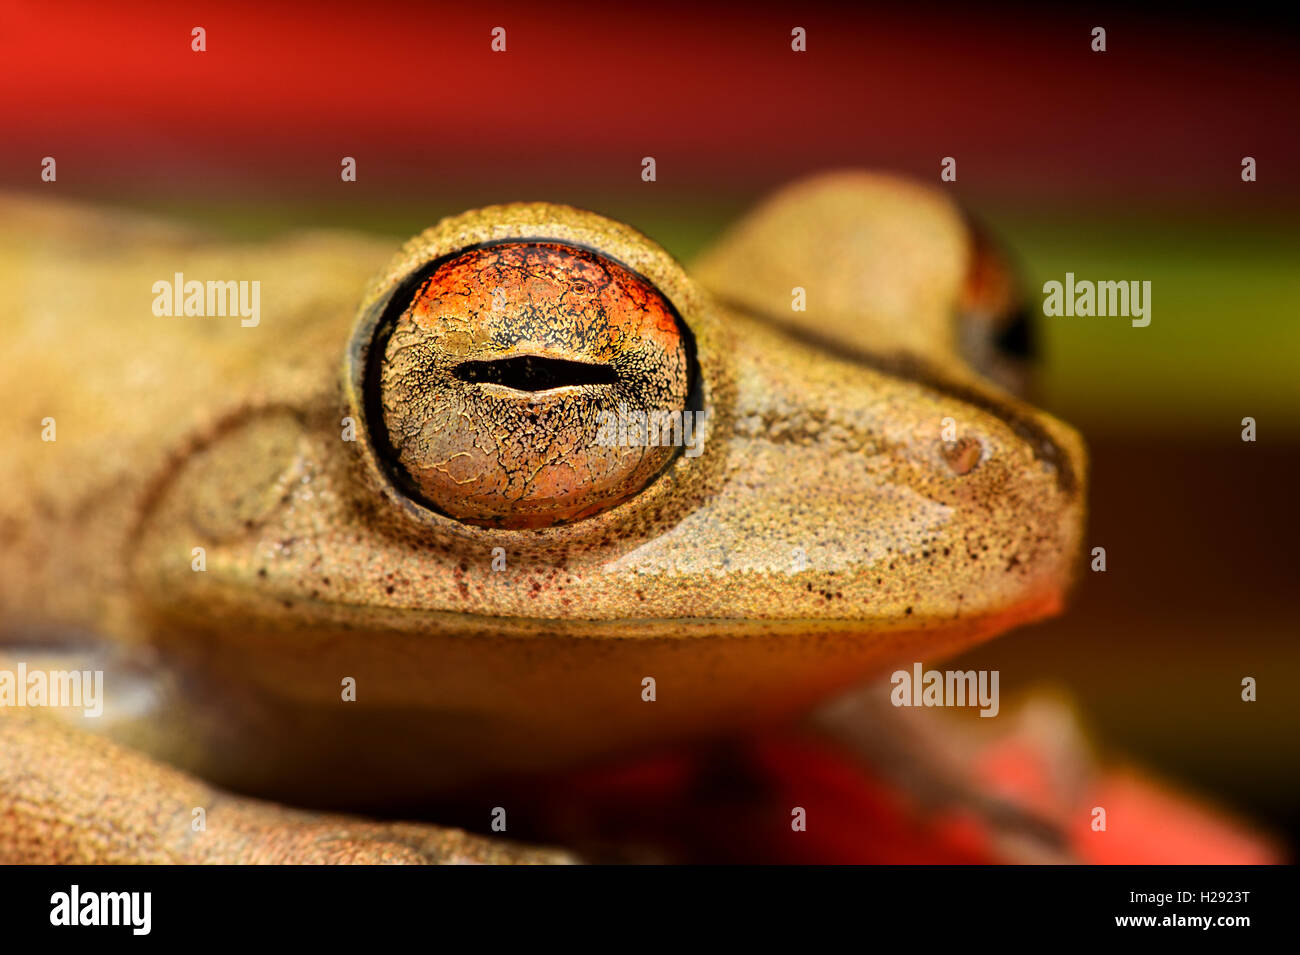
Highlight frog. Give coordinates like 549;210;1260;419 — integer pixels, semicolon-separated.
0;171;1085;863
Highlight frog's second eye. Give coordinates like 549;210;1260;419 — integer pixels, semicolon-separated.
368;241;695;529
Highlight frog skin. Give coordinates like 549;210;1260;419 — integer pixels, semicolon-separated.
0;172;1085;863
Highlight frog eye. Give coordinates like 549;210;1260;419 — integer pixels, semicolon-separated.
365;241;696;529
959;218;1037;396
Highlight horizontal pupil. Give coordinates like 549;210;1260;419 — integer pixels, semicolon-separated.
451;355;618;392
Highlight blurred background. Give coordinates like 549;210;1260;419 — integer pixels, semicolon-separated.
3;1;1297;850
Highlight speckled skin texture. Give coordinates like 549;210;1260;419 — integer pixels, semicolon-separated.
0;690;569;864
0;172;1086;862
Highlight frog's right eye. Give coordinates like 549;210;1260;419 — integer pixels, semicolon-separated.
361;240;697;529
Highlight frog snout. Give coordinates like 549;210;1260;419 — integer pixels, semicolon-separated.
714;306;1087;632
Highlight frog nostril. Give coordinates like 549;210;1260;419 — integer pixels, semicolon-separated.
941;436;984;475
451;355;619;392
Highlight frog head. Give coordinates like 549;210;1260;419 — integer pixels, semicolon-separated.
131;172;1084;797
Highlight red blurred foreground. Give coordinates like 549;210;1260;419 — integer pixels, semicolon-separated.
520;729;1279;863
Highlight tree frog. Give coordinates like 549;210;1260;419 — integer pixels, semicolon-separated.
0;172;1085;863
